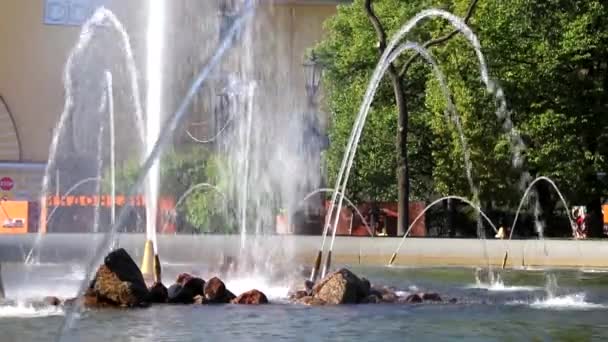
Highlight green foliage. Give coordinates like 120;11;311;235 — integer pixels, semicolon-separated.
106;146;236;233
317;0;437;202
318;0;608;229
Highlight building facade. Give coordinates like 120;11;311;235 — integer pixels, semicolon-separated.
0;0;346;201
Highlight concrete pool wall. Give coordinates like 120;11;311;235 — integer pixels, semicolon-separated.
0;234;607;268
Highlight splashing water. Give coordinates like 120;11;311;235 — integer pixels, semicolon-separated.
57;3;255;338
389;196;500;264
0;303;64;318
507;275;605;310
145;0;166;253
323;9;517;276
30;7;146;265
299;188;373;236
469;269;539;292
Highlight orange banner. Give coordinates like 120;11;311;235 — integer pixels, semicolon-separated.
46;195;146;207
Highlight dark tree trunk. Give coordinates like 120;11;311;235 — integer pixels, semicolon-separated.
364;0;409;236
447;198;455;237
389;66;409;236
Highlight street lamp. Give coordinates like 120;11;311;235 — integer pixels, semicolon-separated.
303;51;324;108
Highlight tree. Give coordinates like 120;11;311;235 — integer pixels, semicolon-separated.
425;0;608;236
320;0;608;238
108;146;236;233
318;0;478;235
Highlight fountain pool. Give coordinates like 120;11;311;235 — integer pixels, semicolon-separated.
1;262;608;341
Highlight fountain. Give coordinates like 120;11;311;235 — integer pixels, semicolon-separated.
316;9;515;280
141;0;166;283
1;1;608;341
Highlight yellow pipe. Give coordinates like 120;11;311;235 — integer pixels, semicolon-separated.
141;240;155;283
502;251;509;270
389;252;397;266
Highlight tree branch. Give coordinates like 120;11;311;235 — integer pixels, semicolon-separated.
398;0;480;77
364;0;388;52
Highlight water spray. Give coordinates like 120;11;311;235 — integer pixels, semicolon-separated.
58;3;254;338
389;196;499;266
319;10;495;279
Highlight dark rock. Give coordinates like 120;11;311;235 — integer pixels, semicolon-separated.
404;294;423;303
103;249;147;292
289;290;308;301
193;295;206;305
167;284;194;304
361;294;381;304
297;296;326;306
304;280;314;293
204;277;236;303
147;282;168;303
422;292;442;302
93;264;148;307
231;289;269;305
380;290;398;303
358;277;371;298
370;287;398;303
86;249;149;307
176;273;193;286
449;298;458;304
312;268;363;304
43;296;61;306
183;277;206;298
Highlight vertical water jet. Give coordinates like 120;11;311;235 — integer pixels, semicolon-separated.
142;0;166;278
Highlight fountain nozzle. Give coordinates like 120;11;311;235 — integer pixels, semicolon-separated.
321;251;332;279
141;240;155;284
389;252;397;266
309;250;323;283
502;251;509;270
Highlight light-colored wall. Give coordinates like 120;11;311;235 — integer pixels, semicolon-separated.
0;0;338;163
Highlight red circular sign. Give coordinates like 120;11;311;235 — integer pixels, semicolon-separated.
0;177;14;191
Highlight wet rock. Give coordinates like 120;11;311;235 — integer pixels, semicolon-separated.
370;287;398;303
167;284;194;304
359;277;371;298
204;277;236;303
361;294;381;304
404;294;423;303
147;282;168;303
304;280;314;293
183;277;206;298
193;295;206;305
312;268;364;304
176;273;193;286
449;298;458;304
104;249;148;292
231;289;269;305
422;292;442;302
297;296;326;306
289;290;309;301
93;264;148;307
88;249;149;307
43;296;61;306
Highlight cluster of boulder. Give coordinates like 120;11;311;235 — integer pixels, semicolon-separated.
59;248;268;308
290;268;451;305
41;249;452;308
